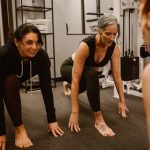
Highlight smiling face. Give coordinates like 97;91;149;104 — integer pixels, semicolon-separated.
14;32;41;58
100;24;118;46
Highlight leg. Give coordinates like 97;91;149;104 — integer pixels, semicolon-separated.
60;57;73;96
60;57;86;95
61;60;115;136
83;68;116;136
4;74;33;148
63;81;71;96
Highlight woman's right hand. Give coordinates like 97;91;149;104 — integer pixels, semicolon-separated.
0;135;6;150
68;112;81;132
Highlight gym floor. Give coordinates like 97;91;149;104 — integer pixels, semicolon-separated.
5;82;147;150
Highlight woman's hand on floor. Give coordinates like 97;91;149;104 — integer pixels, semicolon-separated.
68;112;81;132
118;101;129;118
0;135;6;150
48;122;64;137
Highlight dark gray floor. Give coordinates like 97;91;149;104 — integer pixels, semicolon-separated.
5;82;148;150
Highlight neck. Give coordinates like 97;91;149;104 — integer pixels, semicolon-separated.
96;34;106;48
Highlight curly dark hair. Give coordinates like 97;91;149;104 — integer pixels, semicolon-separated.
12;23;43;45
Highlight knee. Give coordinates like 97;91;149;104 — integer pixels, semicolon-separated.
4;74;20;89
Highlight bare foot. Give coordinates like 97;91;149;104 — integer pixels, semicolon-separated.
95;122;116;137
14;125;33;148
63;81;71;96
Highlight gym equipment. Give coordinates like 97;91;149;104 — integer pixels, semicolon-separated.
99;62;114;89
114;80;142;98
140;44;150;58
121;0;139;10
114;3;141;98
121;57;139;81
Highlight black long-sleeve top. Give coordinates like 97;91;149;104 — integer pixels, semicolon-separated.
0;41;56;135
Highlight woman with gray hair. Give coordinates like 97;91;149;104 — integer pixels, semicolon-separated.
60;14;129;136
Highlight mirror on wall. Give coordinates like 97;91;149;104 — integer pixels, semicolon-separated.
66;0;113;35
84;0;100;34
66;0;83;34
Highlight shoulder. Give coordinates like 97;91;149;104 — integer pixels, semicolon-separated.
74;35;96;61
81;35;96;46
112;42;120;53
35;48;50;66
110;43;121;61
75;41;90;59
37;48;49;59
0;42;17;59
79;35;96;52
82;35;95;42
0;42;11;54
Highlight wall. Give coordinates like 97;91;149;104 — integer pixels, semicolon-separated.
66;0;82;34
11;0;86;78
53;0;144;77
53;0;86;77
11;0;143;78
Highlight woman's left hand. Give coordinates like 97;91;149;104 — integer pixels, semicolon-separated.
48;122;64;137
118;101;129;118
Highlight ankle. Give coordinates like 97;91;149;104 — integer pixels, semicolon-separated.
15;124;26;134
94;111;104;123
63;81;71;96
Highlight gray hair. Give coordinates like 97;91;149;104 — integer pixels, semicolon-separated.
97;15;118;31
90;14;120;43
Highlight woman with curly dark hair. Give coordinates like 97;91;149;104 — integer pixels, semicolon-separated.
0;23;64;150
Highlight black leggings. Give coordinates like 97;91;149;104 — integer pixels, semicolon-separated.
0;75;22;135
60;57;100;112
0;73;37;135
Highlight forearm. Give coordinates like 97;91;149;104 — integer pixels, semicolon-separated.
39;70;56;123
41;86;56;123
71;82;79;113
114;77;125;103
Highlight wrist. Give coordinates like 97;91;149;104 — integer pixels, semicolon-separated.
72;107;79;113
119;95;125;101
72;111;78;113
119;99;125;103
